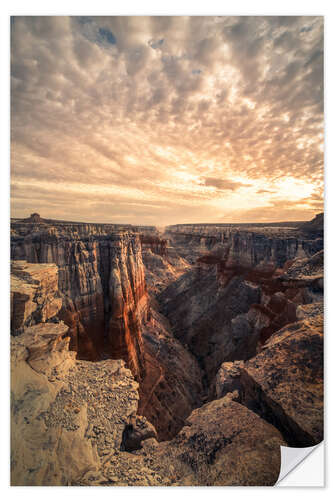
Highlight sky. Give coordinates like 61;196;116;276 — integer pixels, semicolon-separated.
10;16;324;225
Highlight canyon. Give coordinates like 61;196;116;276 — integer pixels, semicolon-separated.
10;212;324;486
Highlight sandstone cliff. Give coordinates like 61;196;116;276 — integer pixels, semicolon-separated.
165;221;323;267
138;305;203;439
10;231;203;442
140;231;189;296
11;260;62;334
158;220;323;388
11;222;148;379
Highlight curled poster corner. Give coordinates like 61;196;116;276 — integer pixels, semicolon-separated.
276;442;324;486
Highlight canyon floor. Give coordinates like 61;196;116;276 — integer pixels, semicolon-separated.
10;212;323;486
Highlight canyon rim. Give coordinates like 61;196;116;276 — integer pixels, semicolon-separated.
10;15;324;486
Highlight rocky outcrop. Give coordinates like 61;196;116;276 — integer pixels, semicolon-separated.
140;234;168;256
24;212;45;223
11;261;62;335
248;250;323;345
139;395;286;486
299;212;323;236
140;231;189;296
120;415;157;452
215;312;323;447
142;247;188;295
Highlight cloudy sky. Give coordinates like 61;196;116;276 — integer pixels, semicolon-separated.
11;16;324;225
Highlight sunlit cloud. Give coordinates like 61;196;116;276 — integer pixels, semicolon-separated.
11;16;323;225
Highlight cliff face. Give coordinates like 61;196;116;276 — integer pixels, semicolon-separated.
212;246;324;448
11;260;62;334
159;224;323;387
99;233;148;378
139;229;189;296
11;223;148;379
138;306;203;439
165;223;323;268
10;225;202;440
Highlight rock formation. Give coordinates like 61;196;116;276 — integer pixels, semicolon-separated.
10;213;324;486
299;212;324;236
11;260;62;334
11;319;142;485
142;395;286;486
215;311;323;447
10;310;286;486
158;222;323;389
165;220;323;267
10;223;203;441
138;306;203;439
11;223;148;377
140;231;189;296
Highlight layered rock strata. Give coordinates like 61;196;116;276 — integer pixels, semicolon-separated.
165;222;323;267
140;233;189;296
11;222;148;379
158;221;323;388
10;243;202;441
11;260;62;334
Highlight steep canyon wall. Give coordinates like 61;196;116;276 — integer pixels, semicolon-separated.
10;218;202;439
11;222;148;380
159;221;323;388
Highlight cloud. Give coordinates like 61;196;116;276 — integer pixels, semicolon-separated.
300;25;314;33
10;16;324;224
98;27;117;45
255;189;272;194
149;38;164;49
203;177;250;191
